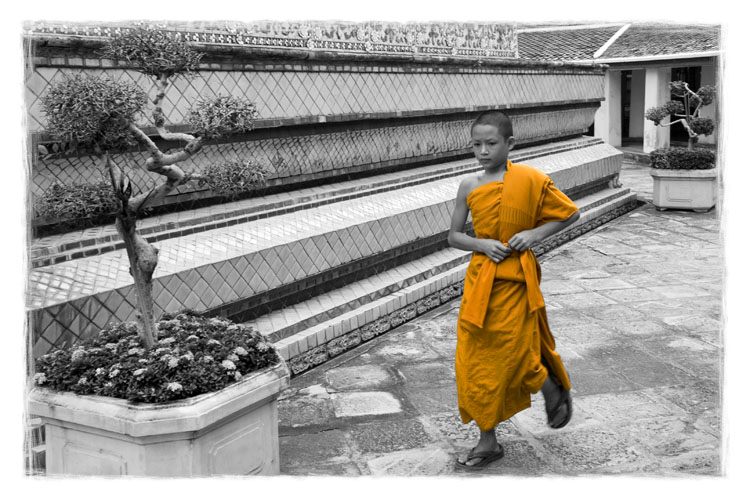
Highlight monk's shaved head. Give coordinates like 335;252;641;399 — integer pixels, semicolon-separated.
471;110;514;139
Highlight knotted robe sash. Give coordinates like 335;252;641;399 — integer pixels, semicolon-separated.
461;161;553;329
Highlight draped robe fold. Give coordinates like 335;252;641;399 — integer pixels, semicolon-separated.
455;161;578;431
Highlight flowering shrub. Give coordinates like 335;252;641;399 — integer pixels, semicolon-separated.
33;311;279;403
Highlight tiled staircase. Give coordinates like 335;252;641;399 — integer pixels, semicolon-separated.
28;137;637;370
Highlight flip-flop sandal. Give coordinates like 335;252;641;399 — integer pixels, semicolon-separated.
546;386;573;429
455;444;505;470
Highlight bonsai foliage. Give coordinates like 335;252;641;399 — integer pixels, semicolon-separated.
35;180;120;226
33;311;279;403
645;80;716;150
41;26;266;350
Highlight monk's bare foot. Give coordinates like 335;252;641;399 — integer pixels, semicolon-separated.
456;429;502;467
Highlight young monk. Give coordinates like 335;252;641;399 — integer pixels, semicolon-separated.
448;110;580;469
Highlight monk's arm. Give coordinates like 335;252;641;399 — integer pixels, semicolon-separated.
447;180;511;262
508;210;580;252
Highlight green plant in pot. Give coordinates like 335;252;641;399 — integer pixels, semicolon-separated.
645;80;718;211
28;26;289;477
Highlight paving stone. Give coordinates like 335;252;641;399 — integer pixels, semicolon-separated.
366;446;454;475
619;416;718;458
598;287;665;303
397;362;455;387
367;339;442;363
580;304;647;323
510;396;602;435
423;412;520;444
405;384;459;413
609;320;668;336
574;391;684;425
561;268;612;280
535;428;644;473
550;291;619;309
279;395;335;428
540;279;587;295
330;391;402;418
647;284;714;299
325;364;396;391
349;418;432;454
566;368;642;396
666;449;722;475
661;314;722;333
279;430;354;470
572;277;637;291
552;323;615;346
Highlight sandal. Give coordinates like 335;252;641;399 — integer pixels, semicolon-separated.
455;444;505;470
546;383;573;429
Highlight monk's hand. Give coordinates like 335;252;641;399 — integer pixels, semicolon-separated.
477;239;512;263
508;229;542;253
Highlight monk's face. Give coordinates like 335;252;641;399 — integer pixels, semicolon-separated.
471;124;515;171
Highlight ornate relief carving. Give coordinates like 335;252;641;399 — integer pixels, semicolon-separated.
26;20;518;60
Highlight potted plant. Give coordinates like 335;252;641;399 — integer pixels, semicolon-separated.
27;25;289;477
645;80;717;212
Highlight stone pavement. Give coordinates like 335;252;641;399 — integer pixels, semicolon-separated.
276;161;722;476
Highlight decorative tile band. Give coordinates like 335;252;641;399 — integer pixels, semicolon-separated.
25;21;519;60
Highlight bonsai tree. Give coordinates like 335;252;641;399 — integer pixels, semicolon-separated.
645;80;716;151
40;27;266;350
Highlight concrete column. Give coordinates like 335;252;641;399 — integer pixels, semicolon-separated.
699;62;717;145
629;69;646;138
594;70;622;147
643;66;671;153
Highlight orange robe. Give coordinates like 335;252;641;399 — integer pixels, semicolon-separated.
455;161;578;431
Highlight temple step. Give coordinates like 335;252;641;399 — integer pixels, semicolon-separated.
260;185;637;375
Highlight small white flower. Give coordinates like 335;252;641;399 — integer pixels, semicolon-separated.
32;373;47;385
221;359;236;370
77;377;88;385
227;353;240;363
167;357;179;368
234;370;243;381
256;342;270;352
207;339;221;346
138;358;149;364
71;348;86;362
104;382;113;388
128;347;145;356
158;337;176;345
166;382;183;392
233;346;248;356
95;367;106;376
105;343;118;350
202;355;215;363
109;369;120;378
133;369;146;377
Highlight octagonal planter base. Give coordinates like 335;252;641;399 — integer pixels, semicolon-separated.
28;361;290;477
650;168;717;212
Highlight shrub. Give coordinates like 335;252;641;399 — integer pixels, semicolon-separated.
32;311;279;404
41;74;148;152
199;159;271;199
187;95;260;140
35;180;119;222
649;147;715;170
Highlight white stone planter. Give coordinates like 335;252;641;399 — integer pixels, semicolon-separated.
28;361;290;477
650;168;717;212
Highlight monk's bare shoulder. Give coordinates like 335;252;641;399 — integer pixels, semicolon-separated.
456;174;483;200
